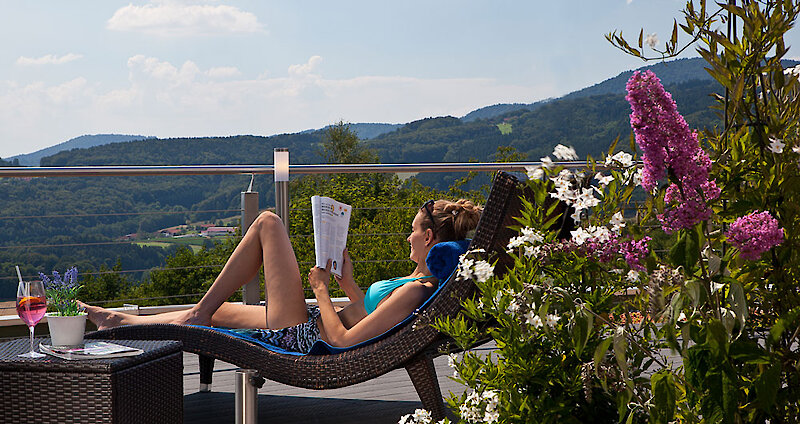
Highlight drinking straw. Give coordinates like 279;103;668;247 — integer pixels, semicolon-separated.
15;265;23;283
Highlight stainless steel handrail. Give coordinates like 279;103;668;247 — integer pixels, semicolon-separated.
0;161;587;178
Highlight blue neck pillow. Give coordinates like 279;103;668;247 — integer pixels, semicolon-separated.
425;239;471;281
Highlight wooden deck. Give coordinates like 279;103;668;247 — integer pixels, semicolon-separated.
181;345;493;424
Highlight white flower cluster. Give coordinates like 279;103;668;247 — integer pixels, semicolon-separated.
525;145;577;180
525;310;560;329
595;172;614;187
459;390;500;423
785;64;800;78
570;225;612;246
447;353;460;378
604;151;642;188
605;151;635;168
610;211;626;233
549;170;601;223
457;255;495;283
507;227;545;257
769;136;785;154
767;136;800;156
398;408;447;424
552;144;579;161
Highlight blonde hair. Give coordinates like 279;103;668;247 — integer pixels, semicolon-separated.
422;199;482;241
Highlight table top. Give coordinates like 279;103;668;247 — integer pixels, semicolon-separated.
0;338;182;373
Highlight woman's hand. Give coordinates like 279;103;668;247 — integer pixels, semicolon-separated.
334;248;354;285
308;260;332;295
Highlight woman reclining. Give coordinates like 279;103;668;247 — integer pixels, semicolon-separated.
83;199;481;354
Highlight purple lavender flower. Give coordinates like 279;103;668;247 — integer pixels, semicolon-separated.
626;70;720;233
726;211;784;260
40;266;82;316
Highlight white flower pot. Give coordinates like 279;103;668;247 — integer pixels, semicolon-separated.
46;313;87;348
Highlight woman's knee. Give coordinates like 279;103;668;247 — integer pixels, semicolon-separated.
253;211;285;234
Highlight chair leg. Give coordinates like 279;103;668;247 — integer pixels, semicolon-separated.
405;353;446;420
199;354;215;392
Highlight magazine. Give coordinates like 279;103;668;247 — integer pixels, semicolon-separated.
39;341;144;360
311;195;352;278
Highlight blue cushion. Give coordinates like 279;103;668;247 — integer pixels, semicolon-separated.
425;239;471;281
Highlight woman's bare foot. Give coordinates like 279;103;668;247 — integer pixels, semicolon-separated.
80;301;213;330
80;301;132;330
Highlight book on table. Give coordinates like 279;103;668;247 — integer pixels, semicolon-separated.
311;195;352;278
39;341;144;360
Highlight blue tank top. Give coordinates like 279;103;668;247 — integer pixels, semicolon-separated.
363;275;432;314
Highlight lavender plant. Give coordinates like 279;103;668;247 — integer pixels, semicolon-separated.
40;267;83;316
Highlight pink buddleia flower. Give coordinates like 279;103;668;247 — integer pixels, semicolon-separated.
626;70;720;233
726;211;784;260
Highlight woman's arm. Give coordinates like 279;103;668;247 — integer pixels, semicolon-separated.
309;263;431;347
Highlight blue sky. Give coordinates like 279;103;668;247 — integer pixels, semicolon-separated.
2;0;799;159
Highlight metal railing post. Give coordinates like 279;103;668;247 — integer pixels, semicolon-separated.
240;176;260;305
273;148;290;232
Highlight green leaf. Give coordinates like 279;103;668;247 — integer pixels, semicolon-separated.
769;307;800;345
727;282;747;339
754;363;781;412
669;232;688;268
722;371;738;422
613;326;628;380
650;371;677;422
706;320;729;360
593;336;613;378
571;307;593;357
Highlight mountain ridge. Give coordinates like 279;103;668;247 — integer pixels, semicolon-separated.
8;134;154;166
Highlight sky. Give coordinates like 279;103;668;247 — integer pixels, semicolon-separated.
1;0;799;159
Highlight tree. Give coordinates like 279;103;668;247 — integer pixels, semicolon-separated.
317;120;379;164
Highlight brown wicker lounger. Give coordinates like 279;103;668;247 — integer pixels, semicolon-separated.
87;171;527;420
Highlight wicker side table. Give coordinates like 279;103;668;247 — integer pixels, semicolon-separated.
0;338;183;424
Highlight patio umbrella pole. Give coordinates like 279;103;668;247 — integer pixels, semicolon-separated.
235;369;263;424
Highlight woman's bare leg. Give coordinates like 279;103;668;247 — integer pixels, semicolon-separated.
83;302;268;330
85;211;309;330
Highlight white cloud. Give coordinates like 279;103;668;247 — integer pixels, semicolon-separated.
16;53;83;66
0;55;553;157
288;56;322;78
107;1;265;36
207;66;241;79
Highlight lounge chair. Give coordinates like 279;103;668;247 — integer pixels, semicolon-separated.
86;171;528;420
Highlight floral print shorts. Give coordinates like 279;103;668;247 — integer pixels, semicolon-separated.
231;304;322;354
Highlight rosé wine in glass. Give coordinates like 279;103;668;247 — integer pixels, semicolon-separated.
17;295;47;326
16;280;47;358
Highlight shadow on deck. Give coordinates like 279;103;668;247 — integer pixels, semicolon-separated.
180;345;492;423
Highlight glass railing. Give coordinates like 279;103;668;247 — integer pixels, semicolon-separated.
2;160;568;334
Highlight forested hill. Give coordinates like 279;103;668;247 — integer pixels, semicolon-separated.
366;78;722;166
459;57;712;122
10;134;154;166
42;133;324;166
459;57;799;123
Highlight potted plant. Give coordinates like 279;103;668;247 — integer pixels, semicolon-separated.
41;267;86;347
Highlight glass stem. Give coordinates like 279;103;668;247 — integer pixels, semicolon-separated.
28;325;35;353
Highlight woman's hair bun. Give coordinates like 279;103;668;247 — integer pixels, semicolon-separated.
432;199;482;241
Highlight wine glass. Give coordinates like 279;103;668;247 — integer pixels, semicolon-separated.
16;280;47;358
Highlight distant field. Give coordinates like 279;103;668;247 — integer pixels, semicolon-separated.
496;123;512;135
134;236;221;253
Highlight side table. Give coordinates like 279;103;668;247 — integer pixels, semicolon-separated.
0;338;183;424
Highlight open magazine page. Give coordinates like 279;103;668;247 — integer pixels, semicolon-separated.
311;196;352;277
40;341;143;360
